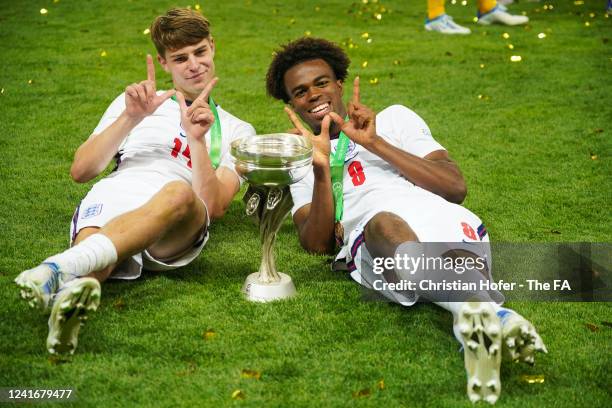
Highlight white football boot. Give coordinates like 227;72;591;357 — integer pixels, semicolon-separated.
456;302;502;404
477;7;529;26
425;14;472;35
497;308;548;365
46;278;101;355
15;262;64;312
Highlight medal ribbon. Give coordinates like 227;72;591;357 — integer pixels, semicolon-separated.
172;95;222;169
329;131;350;222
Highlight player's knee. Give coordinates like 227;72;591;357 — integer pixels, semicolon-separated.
160;181;197;220
366;211;418;244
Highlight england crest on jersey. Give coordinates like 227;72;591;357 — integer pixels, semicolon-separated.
331;139;359;163
81;203;103;219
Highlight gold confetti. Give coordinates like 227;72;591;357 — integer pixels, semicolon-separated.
48;355;70;365
369;78;379;85
510;55;522;62
100;51;107;57
538;33;546;39
315;6;320;12
143;28;150;35
54;0;60;3
522;11;527;16
0;88;4;94
40;8;48;15
241;369;262;380
573;0;584;5
176;362;197;376
451;0;457;4
461;0;467;6
353;388;371;398
590;13;596;18
521;374;545;384
479;64;485;68
195;4;201;10
305;31;311;36
231;390;245;400
361;61;368;68
508;44;515;50
367;38;372;44
361;32;369;39
27;79;33;84
585;21;591;27
502;33;510;39
374;13;382;20
473;17;478;23
393;60;401;65
590;154;598;160
362;0;368;4
113;298;125;310
477;94;490;100
203;328;216;340
377;379;385;390
289;18;296;25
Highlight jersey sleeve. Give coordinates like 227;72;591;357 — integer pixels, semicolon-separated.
218;121;256;187
377;105;445;158
289;170;315;216
92;93;127;136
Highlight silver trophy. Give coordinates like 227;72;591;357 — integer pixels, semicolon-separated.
230;134;313;302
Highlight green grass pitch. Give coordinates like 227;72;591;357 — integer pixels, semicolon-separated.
0;0;610;406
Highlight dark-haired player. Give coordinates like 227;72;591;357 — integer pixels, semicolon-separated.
266;37;546;404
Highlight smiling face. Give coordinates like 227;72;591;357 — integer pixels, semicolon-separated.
283;59;346;135
158;37;215;101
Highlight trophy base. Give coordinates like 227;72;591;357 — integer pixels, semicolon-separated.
242;272;296;302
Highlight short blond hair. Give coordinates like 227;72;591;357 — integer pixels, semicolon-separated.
150;8;211;57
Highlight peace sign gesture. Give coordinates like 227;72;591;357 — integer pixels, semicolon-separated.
176;77;218;141
125;54;176;121
329;77;378;149
285;106;332;167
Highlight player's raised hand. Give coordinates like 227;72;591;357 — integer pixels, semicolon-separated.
176;77;218;141
125;55;175;121
285;106;331;167
329;77;378;149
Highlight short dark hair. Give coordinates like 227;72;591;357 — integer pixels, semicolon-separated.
266;37;350;103
150;8;211;57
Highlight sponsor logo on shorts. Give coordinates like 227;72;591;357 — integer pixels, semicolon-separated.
81;203;103;219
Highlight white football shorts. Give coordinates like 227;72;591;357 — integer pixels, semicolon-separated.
69;169;208;279
335;191;491;306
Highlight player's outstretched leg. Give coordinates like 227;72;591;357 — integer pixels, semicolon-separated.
497;308;547;365
15;263;64;312
456;302;502;404
46;278;101;355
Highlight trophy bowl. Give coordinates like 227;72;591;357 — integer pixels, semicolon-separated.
230;133;312;187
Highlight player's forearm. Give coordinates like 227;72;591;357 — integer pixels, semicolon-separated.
188;138;227;220
299;165;336;254
365;136;467;203
71;111;141;183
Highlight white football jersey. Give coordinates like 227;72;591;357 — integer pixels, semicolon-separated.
290;105;445;242
92;91;255;183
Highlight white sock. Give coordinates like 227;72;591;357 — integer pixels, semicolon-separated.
45;233;118;280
